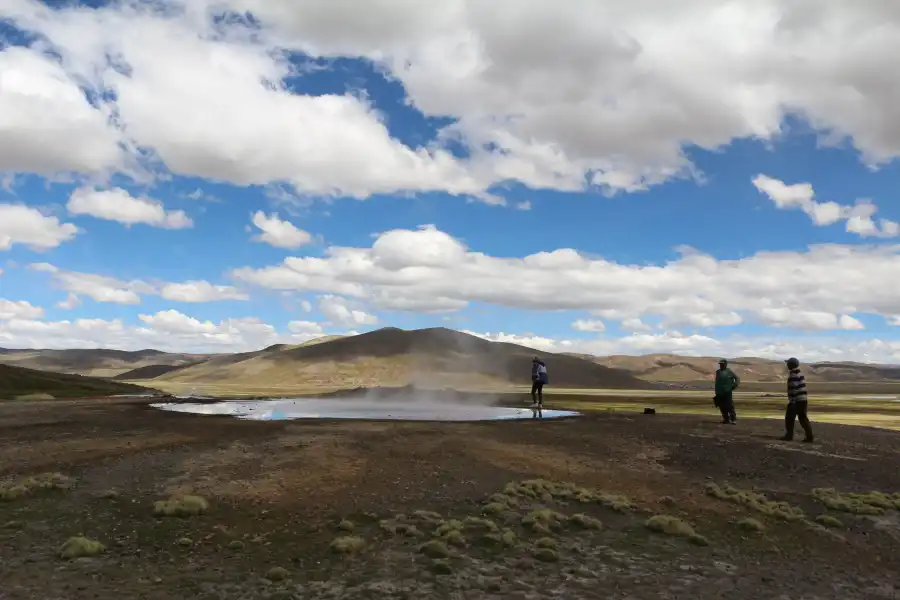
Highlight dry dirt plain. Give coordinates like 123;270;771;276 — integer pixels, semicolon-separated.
2;397;900;600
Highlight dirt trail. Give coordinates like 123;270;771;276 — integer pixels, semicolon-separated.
1;400;899;599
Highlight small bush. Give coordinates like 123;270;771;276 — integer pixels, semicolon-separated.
533;547;560;562
463;516;499;532
227;540;245;551
337;519;355;532
59;537;105;560
0;486;28;502
98;489;120;500
569;513;603;530
3;520;24;530
442;530;467;547
815;514;844;529
266;566;290;581
645;515;697;538
434;519;463;537
176;537;193;547
522;509;565;531
688;534;710;546
706;483;804;521
153;495;209;518
535;537;557;549
1;472;75;502
482;502;507;516
813;488;895;515
412;510;442;522
431;559;453;575
736;518;765;533
329;536;365;554
419;540;451;558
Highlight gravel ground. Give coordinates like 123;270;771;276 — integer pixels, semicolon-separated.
1;398;899;600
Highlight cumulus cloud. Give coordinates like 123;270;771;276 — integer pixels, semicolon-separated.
4;1;900;199
67;187;193;229
232;224;899;331
31;263;248;305
753;174;898;238
318;295;378;328
159;281;248;303
0;204;78;251
250;212;313;249
572;319;606;333
0;298;43;320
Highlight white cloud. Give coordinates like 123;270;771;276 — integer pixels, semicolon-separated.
31;263;246;305
0;309;333;353
515;201;532;211
233;224;900;331
753;174;898;238
755;308;865;331
572;319;605;333
0;204;79;251
56;293;80;310
0;45;125;177
621;317;652;332
300;300;313;313
159;281;248;303
67;187;193;229
318;295;378;328
250;212;313;249
4;1;900;199
0;298;43;320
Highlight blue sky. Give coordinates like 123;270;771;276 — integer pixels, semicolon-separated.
2;0;900;362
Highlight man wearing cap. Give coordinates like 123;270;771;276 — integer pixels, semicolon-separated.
782;357;814;443
531;356;548;411
714;359;740;424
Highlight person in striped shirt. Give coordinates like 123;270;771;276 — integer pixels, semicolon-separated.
782;357;814;443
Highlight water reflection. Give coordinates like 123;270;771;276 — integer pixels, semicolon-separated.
150;398;580;422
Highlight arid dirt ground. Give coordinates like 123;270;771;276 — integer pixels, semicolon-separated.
2;397;900;600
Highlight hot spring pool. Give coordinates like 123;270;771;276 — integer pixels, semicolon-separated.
150;398;580;422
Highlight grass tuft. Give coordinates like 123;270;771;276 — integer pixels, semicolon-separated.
266;566;290;581
329;535;366;555
1;472;76;502
379;519;420;537
569;513;603;530
482;502;507;516
645;515;698;538
337;519;355;532
522;508;565;533
814;514;844;529
706;483;804;521
431;559;453;575
736;518;765;533
227;540;245;551
535;536;557;549
176;537;193;547
812;488;893;515
153;495;209;518
533;547;560;562
419;539;452;558
59;536;105;560
463;516;499;532
412;510;442;522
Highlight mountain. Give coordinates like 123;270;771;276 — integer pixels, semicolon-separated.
147;327;653;390
0;348;212;378
577;353;900;384
0;364;157;400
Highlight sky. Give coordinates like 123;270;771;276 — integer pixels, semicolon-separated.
2;0;900;363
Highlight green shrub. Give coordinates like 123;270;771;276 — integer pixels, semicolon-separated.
736;518;765;533
533;547;560;562
645;515;697;538
814;514;844;529
569;513;603;530
431;559;453;575
419;540;451;558
706;483;804;521
266;566;290;581
329;536;365;554
337;519;355;532
176;537;193;547
535;537;557;549
59;537;105;560
153;495;209;518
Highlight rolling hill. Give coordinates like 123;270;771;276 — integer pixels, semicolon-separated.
577;353;900;384
0;364;157;400
145;327;654;391
0;347;213;378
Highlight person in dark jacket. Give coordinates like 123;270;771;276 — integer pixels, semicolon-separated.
714;359;740;424
782;357;814;443
531;356;548;409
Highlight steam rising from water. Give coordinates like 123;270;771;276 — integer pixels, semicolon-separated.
151;398;579;422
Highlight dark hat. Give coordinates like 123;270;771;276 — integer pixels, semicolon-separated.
718;358;727;364
785;357;800;369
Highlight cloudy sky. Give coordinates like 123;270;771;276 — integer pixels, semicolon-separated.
1;0;900;362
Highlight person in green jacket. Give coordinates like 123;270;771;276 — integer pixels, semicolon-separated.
714;359;740;424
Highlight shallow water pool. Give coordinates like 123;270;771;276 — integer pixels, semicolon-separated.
150;398;580;422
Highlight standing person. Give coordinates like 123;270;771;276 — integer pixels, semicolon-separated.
531;356;548;412
714;359;740;424
782;357;814;443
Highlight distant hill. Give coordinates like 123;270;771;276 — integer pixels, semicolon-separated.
0;347;213;378
0;364;156;400
149;327;652;390
575;353;900;384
